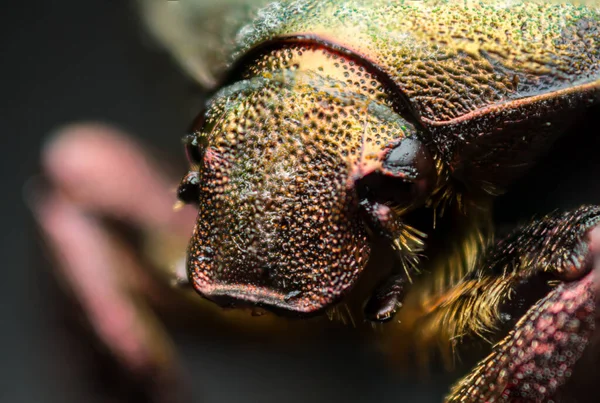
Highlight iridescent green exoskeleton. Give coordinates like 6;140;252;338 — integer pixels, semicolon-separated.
142;0;600;401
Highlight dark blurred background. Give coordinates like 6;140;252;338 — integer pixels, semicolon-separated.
2;1;600;403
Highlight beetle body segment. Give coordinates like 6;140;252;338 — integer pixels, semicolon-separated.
158;0;600;191
185;45;426;313
233;0;600;192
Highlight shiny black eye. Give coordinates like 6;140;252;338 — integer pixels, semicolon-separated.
179;131;209;205
183;132;209;165
177;171;200;204
356;136;436;209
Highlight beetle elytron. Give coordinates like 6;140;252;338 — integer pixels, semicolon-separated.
35;0;600;402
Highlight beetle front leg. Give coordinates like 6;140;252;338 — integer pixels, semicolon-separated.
29;124;196;402
427;206;600;402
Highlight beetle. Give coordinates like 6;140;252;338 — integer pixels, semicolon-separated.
33;0;600;402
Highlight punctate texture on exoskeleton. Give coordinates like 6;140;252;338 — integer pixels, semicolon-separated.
163;0;600;189
184;47;429;313
168;0;600;314
138;0;600;401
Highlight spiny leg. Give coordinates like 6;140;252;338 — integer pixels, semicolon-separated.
447;273;598;402
357;135;436;322
360;200;425;322
418;206;600;402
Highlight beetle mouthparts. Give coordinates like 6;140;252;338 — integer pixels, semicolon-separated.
192;282;331;317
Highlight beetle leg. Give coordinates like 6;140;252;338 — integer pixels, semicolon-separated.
446;263;598;402
418;206;600;402
360;200;425;322
33;191;190;402
29;124;197;402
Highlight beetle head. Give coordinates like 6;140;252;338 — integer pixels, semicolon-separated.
178;70;437;316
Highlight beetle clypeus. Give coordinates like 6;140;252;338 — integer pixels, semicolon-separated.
34;0;600;402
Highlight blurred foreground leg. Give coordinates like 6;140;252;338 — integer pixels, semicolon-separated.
30;124;196;402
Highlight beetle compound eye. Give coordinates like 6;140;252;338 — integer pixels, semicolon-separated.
179;131;210;205
357;137;436;210
383;137;436;201
182;132;209;166
177;171;200;205
382;137;428;176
